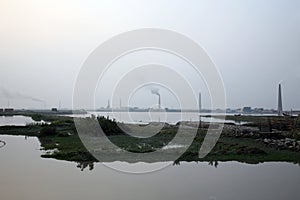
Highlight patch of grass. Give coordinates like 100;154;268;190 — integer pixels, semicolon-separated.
0;113;299;165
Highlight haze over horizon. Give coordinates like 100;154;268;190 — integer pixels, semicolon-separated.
0;0;299;110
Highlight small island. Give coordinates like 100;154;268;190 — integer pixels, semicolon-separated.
0;111;299;170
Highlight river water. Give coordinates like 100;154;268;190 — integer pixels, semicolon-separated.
0;135;299;200
66;112;249;125
0;112;264;127
0;115;36;126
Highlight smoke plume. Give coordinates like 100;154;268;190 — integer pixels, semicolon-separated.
0;87;45;105
151;88;161;109
151;88;160;97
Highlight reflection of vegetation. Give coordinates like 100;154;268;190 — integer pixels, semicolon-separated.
0;139;6;148
77;162;94;171
0;112;299;171
208;161;219;168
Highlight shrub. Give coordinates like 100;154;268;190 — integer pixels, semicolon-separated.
40;126;57;136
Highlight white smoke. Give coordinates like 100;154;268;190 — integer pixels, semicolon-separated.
151;88;160;97
0;87;45;104
151;88;161;109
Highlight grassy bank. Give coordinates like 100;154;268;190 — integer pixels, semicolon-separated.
0;113;299;168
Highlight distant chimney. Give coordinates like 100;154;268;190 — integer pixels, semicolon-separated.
199;92;202;113
158;94;161;109
107;99;110;109
278;84;283;116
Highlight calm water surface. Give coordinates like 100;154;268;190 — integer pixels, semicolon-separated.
0;115;35;126
0;135;299;200
67;112;248;125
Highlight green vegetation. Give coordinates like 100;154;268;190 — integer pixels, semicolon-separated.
0;112;299;169
213;115;300;131
178;134;300;165
40;126;56;136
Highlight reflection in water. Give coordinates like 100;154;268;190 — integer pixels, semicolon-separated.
208;161;219;168
174;160;219;168
0;139;6;149
0;135;300;200
0;134;252;171
75;161;220;171
77;162;94;171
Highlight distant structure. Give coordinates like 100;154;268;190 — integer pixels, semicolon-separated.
4;108;14;112
51;108;58;112
151;89;161;109
277;84;283;116
243;106;252;113
107;100;111;109
158;94;161;109
198;92;202;113
198;92;202;127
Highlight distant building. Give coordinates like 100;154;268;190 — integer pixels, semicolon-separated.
236;108;242;113
254;108;264;113
226;108;236;113
51;108;58;112
4;108;14;112
243;107;252;113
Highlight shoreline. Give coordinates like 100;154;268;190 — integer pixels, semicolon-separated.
0;112;299;167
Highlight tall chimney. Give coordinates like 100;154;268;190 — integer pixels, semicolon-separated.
278;84;283;116
107;99;110;109
199;92;202;113
158;94;161;109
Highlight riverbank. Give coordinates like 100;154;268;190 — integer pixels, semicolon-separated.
0;113;299;167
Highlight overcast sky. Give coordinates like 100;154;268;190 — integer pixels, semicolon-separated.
0;0;299;110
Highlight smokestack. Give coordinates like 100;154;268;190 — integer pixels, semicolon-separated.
158;94;161;109
278;84;283;116
107;99;110;109
199;92;202;113
151;88;161;109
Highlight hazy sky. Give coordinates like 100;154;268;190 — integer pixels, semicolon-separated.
0;0;299;110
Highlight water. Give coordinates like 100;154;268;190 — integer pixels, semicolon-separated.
0;115;36;126
66;112;247;125
0;115;48;127
0;135;299;200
